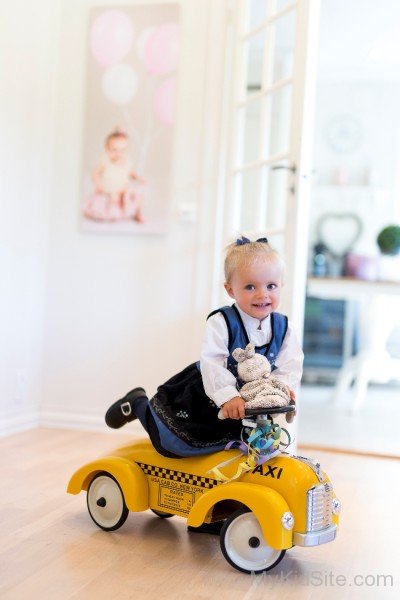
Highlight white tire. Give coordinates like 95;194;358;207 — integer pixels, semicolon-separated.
87;473;129;531
220;508;285;574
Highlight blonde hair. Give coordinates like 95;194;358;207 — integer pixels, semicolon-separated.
105;128;128;148
224;238;284;283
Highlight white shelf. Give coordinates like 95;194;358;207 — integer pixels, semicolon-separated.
307;276;400;299
312;185;384;192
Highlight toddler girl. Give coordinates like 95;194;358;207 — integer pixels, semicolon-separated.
105;237;303;457
84;129;144;222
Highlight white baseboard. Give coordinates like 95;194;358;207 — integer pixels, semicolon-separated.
39;409;143;435
0;408;144;437
0;411;40;437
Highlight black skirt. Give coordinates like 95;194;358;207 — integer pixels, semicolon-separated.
150;363;242;448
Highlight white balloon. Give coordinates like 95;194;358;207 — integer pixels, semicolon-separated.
101;64;138;105
136;27;155;62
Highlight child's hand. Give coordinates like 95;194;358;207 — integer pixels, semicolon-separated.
131;173;145;184
222;396;245;420
286;389;296;423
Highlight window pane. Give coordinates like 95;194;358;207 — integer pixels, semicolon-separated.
271;9;296;81
242;99;262;165
275;0;295;13
234;163;292;234
264;84;292;157
236;85;293;171
266;161;291;230
246;0;267;32
244;30;264;93
241;168;263;231
244;10;295;97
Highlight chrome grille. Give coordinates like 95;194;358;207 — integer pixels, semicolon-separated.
306;483;333;531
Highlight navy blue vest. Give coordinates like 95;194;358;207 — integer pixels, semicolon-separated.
202;304;288;383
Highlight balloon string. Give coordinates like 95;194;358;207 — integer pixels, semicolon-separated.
120;70;170;176
207;422;292;484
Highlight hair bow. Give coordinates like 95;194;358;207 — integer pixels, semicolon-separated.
235;236;269;246
235;236;251;245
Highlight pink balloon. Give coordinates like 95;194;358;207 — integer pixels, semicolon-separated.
154;77;176;125
90;10;134;67
144;23;179;75
136;27;156;61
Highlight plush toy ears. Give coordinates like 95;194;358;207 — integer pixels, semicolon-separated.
232;343;255;363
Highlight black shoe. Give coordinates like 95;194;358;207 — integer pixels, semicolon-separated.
187;521;224;536
105;387;147;429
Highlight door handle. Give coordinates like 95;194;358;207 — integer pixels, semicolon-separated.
271;164;296;173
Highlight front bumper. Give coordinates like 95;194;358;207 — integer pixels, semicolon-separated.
293;524;337;547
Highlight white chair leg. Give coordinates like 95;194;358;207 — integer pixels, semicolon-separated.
350;355;373;413
332;356;356;403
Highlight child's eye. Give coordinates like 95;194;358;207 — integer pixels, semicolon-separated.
245;284;255;290
267;283;278;290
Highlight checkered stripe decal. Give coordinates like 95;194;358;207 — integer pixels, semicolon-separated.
137;462;218;489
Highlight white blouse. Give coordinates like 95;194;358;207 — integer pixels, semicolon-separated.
199;305;304;408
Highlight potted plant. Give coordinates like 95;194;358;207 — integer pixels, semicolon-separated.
377;225;400;280
377;225;400;255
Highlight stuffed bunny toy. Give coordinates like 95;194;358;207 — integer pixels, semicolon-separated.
231;343;290;409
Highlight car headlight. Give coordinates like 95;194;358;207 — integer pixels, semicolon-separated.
281;511;295;530
332;498;341;515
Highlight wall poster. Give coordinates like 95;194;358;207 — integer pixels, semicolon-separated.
81;5;180;234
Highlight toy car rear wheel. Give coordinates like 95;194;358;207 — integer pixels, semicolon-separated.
151;509;174;518
87;472;129;531
220;508;286;574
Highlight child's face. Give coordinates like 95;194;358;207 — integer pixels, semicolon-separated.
106;136;128;162
224;259;282;320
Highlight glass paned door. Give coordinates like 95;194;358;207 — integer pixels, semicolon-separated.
215;0;320;333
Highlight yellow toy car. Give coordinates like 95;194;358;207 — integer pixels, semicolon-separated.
67;408;340;574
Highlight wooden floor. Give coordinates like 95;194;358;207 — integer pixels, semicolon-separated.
1;428;399;599
298;383;400;456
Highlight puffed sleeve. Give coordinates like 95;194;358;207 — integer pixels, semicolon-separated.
272;321;304;390
199;313;241;408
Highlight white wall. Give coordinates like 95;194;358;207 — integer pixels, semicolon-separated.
309;81;400;260
0;0;229;435
0;0;61;434
36;0;230;431
317;0;400;83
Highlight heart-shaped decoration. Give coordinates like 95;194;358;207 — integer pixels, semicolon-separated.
317;212;362;257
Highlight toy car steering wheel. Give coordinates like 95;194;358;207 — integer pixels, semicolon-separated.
244;405;295;417
218;404;295;420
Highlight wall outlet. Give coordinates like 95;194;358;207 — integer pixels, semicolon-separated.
177;202;196;223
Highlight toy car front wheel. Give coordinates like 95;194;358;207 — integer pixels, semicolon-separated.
220;508;286;574
87;472;129;531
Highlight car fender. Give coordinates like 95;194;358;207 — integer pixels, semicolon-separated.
187;482;292;549
67;456;148;511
